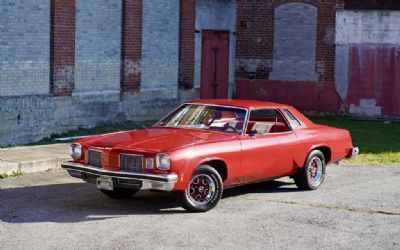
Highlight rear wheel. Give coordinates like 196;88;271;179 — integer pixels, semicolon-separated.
177;165;223;212
100;188;139;199
294;150;326;190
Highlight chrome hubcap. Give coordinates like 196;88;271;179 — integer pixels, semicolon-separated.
308;157;324;186
187;174;216;205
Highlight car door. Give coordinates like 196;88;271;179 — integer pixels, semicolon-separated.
239;109;298;183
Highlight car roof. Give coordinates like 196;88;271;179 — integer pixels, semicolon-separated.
188;99;288;109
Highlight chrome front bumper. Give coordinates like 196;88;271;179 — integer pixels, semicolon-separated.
61;161;178;191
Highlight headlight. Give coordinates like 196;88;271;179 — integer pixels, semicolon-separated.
156;153;170;170
70;143;82;159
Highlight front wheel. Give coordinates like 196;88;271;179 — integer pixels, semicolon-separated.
294;150;326;190
177;165;223;212
100;188;139;199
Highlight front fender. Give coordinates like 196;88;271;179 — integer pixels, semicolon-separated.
169;141;241;191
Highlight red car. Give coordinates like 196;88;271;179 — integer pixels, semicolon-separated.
62;99;358;212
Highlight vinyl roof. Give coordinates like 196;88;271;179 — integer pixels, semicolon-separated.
188;99;289;109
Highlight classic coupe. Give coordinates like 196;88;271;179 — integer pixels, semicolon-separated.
62;100;358;212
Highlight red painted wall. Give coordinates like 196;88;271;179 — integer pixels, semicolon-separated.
235;80;340;113
346;45;400;116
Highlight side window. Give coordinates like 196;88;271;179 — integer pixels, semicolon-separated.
246;109;291;135
283;108;301;127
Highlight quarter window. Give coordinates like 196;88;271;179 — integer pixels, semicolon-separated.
284;108;301;127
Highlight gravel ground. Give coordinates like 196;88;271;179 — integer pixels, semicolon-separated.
1;164;399;250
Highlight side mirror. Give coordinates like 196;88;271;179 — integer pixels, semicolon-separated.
248;131;257;138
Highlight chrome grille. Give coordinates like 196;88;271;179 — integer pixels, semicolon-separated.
120;154;143;172
88;150;102;168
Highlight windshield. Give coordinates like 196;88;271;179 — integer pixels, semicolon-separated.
156;104;247;134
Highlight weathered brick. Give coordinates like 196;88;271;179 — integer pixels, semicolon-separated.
178;0;196;89
0;0;50;96
235;0;337;83
121;0;142;93
50;0;75;96
75;0;121;94
141;0;180;92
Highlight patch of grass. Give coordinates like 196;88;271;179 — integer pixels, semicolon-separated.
0;171;24;179
0;173;9;179
310;116;400;164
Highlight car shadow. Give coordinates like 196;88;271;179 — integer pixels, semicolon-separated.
0;179;298;224
222;179;299;199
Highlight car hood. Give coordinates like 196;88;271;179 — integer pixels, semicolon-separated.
77;127;236;152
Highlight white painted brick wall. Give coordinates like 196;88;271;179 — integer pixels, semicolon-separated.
141;0;180;94
336;10;400;45
75;0;121;94
0;0;50;96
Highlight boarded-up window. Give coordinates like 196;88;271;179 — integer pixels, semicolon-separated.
270;3;318;82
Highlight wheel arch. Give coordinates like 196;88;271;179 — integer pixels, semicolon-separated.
197;158;228;182
308;145;332;164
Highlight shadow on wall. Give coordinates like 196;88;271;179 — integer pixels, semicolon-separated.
0;179;296;224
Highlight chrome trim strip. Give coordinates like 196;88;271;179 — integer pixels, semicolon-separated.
61;161;178;183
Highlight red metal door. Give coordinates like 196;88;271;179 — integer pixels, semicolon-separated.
200;30;230;99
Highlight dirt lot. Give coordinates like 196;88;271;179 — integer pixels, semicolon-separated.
1;164;399;250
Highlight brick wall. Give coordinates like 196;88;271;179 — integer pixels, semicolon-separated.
50;0;75;96
121;0;142;93
0;0;50;96
178;0;196;89
75;0;121;94
141;0;180;93
236;0;336;83
235;0;339;113
235;0;272;80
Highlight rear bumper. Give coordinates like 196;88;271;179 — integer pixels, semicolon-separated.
61;161;178;191
348;147;360;159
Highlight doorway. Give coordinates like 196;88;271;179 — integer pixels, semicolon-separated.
200;30;230;99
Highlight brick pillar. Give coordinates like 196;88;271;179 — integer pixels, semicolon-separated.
178;0;196;89
121;0;142;93
50;0;75;96
336;0;345;9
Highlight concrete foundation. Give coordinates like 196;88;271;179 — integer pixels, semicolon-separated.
0;90;198;146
